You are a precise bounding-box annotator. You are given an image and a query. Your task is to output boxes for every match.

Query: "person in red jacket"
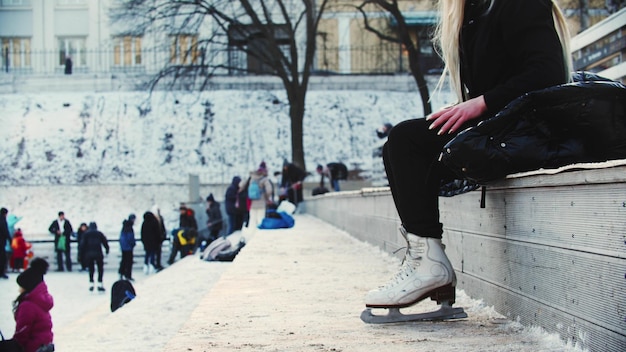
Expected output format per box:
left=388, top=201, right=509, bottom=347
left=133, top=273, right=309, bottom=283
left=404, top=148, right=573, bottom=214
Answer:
left=13, top=257, right=54, bottom=352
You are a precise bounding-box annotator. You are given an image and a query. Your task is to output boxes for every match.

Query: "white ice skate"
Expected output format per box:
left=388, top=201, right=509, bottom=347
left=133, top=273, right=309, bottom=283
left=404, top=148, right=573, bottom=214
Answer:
left=361, top=227, right=467, bottom=324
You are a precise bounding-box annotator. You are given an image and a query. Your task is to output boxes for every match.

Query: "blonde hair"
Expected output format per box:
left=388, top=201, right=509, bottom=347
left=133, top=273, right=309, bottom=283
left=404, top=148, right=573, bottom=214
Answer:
left=434, top=0, right=573, bottom=102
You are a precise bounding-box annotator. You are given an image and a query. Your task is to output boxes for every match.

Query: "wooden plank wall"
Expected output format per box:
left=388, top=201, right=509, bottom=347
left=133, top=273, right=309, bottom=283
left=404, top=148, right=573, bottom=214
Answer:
left=303, top=166, right=626, bottom=352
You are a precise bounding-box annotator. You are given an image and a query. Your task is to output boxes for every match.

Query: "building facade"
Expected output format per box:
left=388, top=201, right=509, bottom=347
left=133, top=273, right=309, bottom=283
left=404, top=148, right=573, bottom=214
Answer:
left=570, top=7, right=626, bottom=83
left=0, top=0, right=624, bottom=82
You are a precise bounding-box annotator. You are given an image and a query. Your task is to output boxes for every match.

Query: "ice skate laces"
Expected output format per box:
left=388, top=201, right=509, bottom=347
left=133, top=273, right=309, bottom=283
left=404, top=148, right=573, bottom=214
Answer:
left=380, top=237, right=425, bottom=289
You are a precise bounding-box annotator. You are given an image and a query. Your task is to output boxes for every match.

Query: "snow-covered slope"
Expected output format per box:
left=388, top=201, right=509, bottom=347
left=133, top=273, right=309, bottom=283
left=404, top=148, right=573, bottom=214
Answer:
left=0, top=89, right=450, bottom=185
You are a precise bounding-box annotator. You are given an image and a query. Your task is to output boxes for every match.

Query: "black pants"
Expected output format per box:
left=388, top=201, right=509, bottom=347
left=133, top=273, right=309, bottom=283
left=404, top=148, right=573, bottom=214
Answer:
left=155, top=244, right=163, bottom=268
left=119, top=250, right=133, bottom=279
left=86, top=256, right=104, bottom=283
left=286, top=187, right=303, bottom=205
left=383, top=118, right=461, bottom=239
left=0, top=246, right=6, bottom=275
left=56, top=248, right=72, bottom=271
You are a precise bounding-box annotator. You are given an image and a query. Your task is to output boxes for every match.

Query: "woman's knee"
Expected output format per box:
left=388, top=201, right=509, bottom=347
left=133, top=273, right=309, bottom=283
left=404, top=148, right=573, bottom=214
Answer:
left=387, top=118, right=429, bottom=144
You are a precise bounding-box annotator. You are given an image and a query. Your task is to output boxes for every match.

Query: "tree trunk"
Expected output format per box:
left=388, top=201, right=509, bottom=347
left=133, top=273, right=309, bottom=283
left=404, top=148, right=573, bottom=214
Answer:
left=288, top=87, right=306, bottom=171
left=408, top=55, right=432, bottom=116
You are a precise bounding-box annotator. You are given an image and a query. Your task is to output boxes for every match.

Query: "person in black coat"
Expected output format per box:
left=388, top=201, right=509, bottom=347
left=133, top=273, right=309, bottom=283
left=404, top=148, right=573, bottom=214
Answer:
left=365, top=0, right=572, bottom=312
left=79, top=222, right=109, bottom=291
left=205, top=194, right=223, bottom=243
left=224, top=176, right=244, bottom=235
left=141, top=211, right=161, bottom=274
left=0, top=208, right=9, bottom=279
left=279, top=162, right=307, bottom=206
left=75, top=222, right=88, bottom=271
left=48, top=211, right=74, bottom=272
left=178, top=205, right=198, bottom=231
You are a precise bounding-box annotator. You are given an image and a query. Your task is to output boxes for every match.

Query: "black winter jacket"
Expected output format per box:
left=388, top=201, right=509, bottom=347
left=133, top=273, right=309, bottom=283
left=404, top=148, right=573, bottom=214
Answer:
left=441, top=73, right=626, bottom=183
left=461, top=0, right=566, bottom=116
left=141, top=212, right=162, bottom=251
left=80, top=223, right=109, bottom=260
left=48, top=218, right=74, bottom=251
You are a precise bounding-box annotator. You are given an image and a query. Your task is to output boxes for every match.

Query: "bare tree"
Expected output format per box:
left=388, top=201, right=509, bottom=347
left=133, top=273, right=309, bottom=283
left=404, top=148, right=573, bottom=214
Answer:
left=111, top=0, right=330, bottom=170
left=355, top=0, right=436, bottom=115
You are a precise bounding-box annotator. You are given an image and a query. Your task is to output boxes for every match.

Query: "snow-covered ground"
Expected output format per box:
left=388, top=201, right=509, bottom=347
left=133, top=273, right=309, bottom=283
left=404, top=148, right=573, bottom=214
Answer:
left=0, top=214, right=587, bottom=351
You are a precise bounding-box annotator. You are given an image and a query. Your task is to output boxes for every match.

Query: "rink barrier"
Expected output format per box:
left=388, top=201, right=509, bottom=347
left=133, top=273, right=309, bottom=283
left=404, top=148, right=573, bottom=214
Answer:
left=303, top=163, right=626, bottom=352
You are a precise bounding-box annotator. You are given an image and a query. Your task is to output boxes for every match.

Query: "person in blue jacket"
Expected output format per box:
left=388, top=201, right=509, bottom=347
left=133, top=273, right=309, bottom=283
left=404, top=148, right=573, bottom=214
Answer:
left=118, top=214, right=136, bottom=281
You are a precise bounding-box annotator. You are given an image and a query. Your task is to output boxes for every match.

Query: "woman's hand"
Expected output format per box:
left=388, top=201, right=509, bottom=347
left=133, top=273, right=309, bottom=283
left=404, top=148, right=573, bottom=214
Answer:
left=426, top=95, right=487, bottom=135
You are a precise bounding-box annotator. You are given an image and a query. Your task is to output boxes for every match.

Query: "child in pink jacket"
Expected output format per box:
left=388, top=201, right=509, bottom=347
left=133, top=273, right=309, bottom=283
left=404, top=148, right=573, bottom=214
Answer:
left=13, top=258, right=54, bottom=352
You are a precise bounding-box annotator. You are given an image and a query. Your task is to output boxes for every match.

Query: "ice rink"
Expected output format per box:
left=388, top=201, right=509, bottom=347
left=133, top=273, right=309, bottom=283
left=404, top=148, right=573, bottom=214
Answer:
left=0, top=214, right=585, bottom=351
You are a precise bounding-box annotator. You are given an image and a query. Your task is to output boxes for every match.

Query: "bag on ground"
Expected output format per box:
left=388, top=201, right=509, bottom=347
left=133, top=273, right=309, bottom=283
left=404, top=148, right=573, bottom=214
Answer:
left=276, top=200, right=296, bottom=215
left=201, top=236, right=246, bottom=262
left=110, top=279, right=137, bottom=312
left=258, top=211, right=295, bottom=230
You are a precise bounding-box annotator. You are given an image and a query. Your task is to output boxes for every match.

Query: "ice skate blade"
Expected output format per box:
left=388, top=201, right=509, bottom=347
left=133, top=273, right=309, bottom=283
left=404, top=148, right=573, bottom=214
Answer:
left=360, top=303, right=468, bottom=324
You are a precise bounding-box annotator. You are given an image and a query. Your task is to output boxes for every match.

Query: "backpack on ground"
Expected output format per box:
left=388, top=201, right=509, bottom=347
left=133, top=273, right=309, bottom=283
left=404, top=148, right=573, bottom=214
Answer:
left=111, top=279, right=136, bottom=312
left=248, top=179, right=261, bottom=200
left=200, top=236, right=246, bottom=262
left=201, top=237, right=232, bottom=261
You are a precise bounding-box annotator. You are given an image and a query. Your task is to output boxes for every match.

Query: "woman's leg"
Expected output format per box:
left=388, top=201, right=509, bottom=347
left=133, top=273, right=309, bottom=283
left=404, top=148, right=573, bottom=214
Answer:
left=366, top=118, right=460, bottom=309
left=383, top=118, right=458, bottom=238
left=148, top=251, right=157, bottom=267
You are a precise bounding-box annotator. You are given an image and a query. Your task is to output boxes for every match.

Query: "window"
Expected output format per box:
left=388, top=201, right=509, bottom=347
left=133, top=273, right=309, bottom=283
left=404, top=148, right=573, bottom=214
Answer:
left=113, top=36, right=142, bottom=66
left=55, top=0, right=86, bottom=6
left=58, top=37, right=86, bottom=67
left=1, top=0, right=31, bottom=7
left=1, top=37, right=31, bottom=70
left=227, top=24, right=290, bottom=74
left=170, top=35, right=198, bottom=65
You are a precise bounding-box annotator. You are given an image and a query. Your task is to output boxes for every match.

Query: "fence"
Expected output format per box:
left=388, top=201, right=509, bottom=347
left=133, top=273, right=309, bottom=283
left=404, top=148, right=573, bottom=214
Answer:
left=1, top=44, right=442, bottom=77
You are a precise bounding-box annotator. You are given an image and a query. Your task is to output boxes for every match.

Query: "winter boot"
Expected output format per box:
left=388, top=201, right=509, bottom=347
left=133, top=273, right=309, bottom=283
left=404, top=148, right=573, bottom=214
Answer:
left=365, top=226, right=456, bottom=308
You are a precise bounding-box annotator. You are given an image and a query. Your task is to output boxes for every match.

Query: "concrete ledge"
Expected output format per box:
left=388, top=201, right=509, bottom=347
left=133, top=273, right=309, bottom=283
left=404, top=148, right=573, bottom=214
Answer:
left=304, top=165, right=626, bottom=352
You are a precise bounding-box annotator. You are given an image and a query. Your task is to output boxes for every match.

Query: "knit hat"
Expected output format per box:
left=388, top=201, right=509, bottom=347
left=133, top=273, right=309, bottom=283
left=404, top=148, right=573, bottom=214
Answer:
left=17, top=258, right=49, bottom=292
left=206, top=193, right=215, bottom=202
left=128, top=214, right=136, bottom=221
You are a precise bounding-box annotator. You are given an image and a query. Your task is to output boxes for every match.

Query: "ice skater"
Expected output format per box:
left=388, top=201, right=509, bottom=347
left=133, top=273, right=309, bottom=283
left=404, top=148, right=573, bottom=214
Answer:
left=79, top=222, right=110, bottom=292
left=363, top=0, right=572, bottom=323
left=13, top=258, right=55, bottom=352
left=118, top=214, right=136, bottom=281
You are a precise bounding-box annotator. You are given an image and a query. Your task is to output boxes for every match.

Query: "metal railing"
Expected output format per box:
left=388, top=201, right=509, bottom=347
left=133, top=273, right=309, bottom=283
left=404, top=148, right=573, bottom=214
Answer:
left=1, top=44, right=442, bottom=76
